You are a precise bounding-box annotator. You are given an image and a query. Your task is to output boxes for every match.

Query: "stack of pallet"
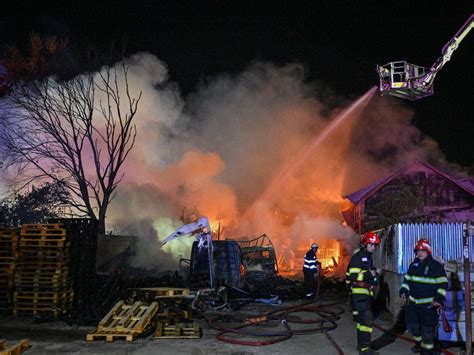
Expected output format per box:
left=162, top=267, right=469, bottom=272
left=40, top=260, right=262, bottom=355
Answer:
left=0, top=229, right=19, bottom=314
left=13, top=224, right=73, bottom=318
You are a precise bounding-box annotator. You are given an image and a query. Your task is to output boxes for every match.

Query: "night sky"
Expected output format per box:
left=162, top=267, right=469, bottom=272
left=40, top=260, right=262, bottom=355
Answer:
left=2, top=1, right=473, bottom=168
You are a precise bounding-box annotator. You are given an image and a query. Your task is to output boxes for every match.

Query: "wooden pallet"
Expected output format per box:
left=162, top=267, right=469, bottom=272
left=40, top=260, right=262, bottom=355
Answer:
left=155, top=322, right=201, bottom=339
left=19, top=254, right=69, bottom=262
left=15, top=268, right=68, bottom=275
left=20, top=223, right=66, bottom=235
left=16, top=262, right=69, bottom=270
left=0, top=229, right=19, bottom=240
left=13, top=290, right=74, bottom=306
left=19, top=240, right=69, bottom=248
left=0, top=263, right=16, bottom=274
left=97, top=301, right=159, bottom=333
left=13, top=305, right=68, bottom=317
left=19, top=248, right=69, bottom=255
left=86, top=330, right=137, bottom=342
left=0, top=252, right=18, bottom=259
left=87, top=301, right=159, bottom=342
left=0, top=339, right=30, bottom=355
left=14, top=280, right=71, bottom=292
left=0, top=241, right=18, bottom=248
left=15, top=268, right=68, bottom=276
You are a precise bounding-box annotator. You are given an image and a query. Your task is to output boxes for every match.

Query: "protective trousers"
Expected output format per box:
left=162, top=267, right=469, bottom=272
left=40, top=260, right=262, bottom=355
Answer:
left=406, top=303, right=438, bottom=354
left=351, top=294, right=374, bottom=353
left=303, top=269, right=316, bottom=297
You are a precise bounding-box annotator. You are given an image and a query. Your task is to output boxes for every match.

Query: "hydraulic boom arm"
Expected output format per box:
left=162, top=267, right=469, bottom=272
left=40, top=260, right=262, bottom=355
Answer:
left=377, top=14, right=474, bottom=100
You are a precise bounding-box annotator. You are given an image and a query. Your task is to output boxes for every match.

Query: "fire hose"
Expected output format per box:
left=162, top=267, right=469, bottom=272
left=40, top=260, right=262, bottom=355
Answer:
left=199, top=275, right=346, bottom=354
left=371, top=322, right=455, bottom=355
left=371, top=303, right=454, bottom=355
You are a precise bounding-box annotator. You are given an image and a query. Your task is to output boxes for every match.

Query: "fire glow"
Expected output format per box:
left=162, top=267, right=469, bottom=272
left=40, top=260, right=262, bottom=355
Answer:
left=104, top=55, right=443, bottom=271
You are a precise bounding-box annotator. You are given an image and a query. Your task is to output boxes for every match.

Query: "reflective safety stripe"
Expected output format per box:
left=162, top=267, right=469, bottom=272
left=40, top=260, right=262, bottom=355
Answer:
left=304, top=258, right=317, bottom=263
left=346, top=272, right=350, bottom=276
left=437, top=288, right=447, bottom=296
left=360, top=347, right=370, bottom=352
left=304, top=265, right=317, bottom=269
left=409, top=296, right=433, bottom=304
left=401, top=283, right=410, bottom=291
left=413, top=336, right=422, bottom=342
left=345, top=279, right=351, bottom=284
left=356, top=272, right=364, bottom=281
left=421, top=342, right=434, bottom=350
left=358, top=325, right=373, bottom=333
left=352, top=288, right=370, bottom=295
left=352, top=311, right=359, bottom=315
left=404, top=275, right=448, bottom=284
left=349, top=267, right=362, bottom=273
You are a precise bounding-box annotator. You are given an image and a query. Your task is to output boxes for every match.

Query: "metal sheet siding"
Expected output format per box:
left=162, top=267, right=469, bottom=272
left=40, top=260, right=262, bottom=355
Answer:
left=395, top=223, right=473, bottom=274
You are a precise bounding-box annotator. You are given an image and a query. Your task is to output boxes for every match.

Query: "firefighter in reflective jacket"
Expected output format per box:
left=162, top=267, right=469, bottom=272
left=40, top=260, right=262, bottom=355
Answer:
left=346, top=232, right=381, bottom=354
left=303, top=242, right=319, bottom=298
left=400, top=239, right=448, bottom=354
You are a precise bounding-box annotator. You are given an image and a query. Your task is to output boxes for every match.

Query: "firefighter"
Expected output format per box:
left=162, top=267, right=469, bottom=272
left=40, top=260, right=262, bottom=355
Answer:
left=399, top=239, right=448, bottom=354
left=303, top=242, right=319, bottom=298
left=346, top=232, right=381, bottom=354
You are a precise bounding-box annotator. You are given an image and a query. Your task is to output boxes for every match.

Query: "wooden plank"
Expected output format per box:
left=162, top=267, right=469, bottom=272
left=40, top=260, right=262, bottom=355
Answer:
left=131, top=302, right=159, bottom=333
left=115, top=301, right=141, bottom=332
left=0, top=339, right=30, bottom=355
left=97, top=300, right=124, bottom=332
left=86, top=330, right=136, bottom=342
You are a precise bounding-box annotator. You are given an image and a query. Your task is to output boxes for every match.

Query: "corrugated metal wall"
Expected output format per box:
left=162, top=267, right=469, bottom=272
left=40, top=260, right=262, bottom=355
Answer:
left=377, top=223, right=474, bottom=274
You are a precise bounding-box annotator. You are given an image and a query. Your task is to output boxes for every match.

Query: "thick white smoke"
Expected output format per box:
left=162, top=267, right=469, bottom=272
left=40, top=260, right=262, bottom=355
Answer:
left=102, top=52, right=467, bottom=269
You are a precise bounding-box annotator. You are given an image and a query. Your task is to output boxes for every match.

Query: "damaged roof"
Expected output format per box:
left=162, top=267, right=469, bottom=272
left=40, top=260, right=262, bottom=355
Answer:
left=344, top=161, right=474, bottom=204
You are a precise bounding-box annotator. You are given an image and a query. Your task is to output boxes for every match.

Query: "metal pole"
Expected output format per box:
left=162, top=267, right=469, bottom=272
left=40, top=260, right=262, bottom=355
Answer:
left=207, top=233, right=216, bottom=289
left=463, top=221, right=472, bottom=354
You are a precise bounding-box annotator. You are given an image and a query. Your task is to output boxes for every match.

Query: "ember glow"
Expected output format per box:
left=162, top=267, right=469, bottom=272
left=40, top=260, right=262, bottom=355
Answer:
left=99, top=53, right=455, bottom=270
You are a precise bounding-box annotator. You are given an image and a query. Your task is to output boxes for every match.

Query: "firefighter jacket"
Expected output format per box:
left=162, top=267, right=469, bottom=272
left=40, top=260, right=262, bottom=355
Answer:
left=399, top=254, right=448, bottom=304
left=303, top=249, right=318, bottom=272
left=346, top=247, right=378, bottom=296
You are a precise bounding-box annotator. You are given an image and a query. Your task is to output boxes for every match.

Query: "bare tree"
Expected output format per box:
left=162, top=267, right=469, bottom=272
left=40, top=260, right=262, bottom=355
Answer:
left=0, top=62, right=141, bottom=234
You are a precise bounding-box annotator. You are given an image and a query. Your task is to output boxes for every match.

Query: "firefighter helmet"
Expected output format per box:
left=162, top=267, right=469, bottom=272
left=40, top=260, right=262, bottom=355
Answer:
left=361, top=232, right=380, bottom=246
left=414, top=239, right=432, bottom=254
left=311, top=243, right=318, bottom=249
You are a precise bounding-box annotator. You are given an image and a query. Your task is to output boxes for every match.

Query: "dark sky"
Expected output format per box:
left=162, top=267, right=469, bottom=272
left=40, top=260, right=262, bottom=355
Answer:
left=2, top=1, right=473, bottom=168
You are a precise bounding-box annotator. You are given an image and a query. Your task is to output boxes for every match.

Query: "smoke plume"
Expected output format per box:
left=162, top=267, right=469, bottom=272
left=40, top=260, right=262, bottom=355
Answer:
left=101, top=52, right=464, bottom=269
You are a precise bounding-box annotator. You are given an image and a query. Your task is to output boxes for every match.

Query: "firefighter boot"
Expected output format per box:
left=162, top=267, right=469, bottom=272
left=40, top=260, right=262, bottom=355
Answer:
left=411, top=342, right=422, bottom=353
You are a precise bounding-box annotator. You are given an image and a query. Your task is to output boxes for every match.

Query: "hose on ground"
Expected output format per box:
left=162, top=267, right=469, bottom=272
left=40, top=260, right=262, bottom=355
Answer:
left=200, top=275, right=346, bottom=354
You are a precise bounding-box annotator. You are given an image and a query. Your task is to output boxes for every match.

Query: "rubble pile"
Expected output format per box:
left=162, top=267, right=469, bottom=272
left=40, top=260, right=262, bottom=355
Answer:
left=67, top=267, right=184, bottom=325
left=242, top=271, right=304, bottom=300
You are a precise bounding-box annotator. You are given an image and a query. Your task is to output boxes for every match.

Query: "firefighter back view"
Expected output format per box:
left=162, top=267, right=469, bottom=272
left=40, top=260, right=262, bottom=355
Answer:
left=346, top=232, right=381, bottom=354
left=399, top=239, right=448, bottom=354
left=303, top=242, right=319, bottom=299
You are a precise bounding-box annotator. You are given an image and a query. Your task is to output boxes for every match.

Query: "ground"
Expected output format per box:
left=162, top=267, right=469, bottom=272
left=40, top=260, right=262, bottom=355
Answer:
left=0, top=299, right=438, bottom=355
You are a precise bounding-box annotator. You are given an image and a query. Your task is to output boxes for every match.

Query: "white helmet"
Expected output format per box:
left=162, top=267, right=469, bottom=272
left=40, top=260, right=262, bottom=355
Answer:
left=311, top=243, right=318, bottom=249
